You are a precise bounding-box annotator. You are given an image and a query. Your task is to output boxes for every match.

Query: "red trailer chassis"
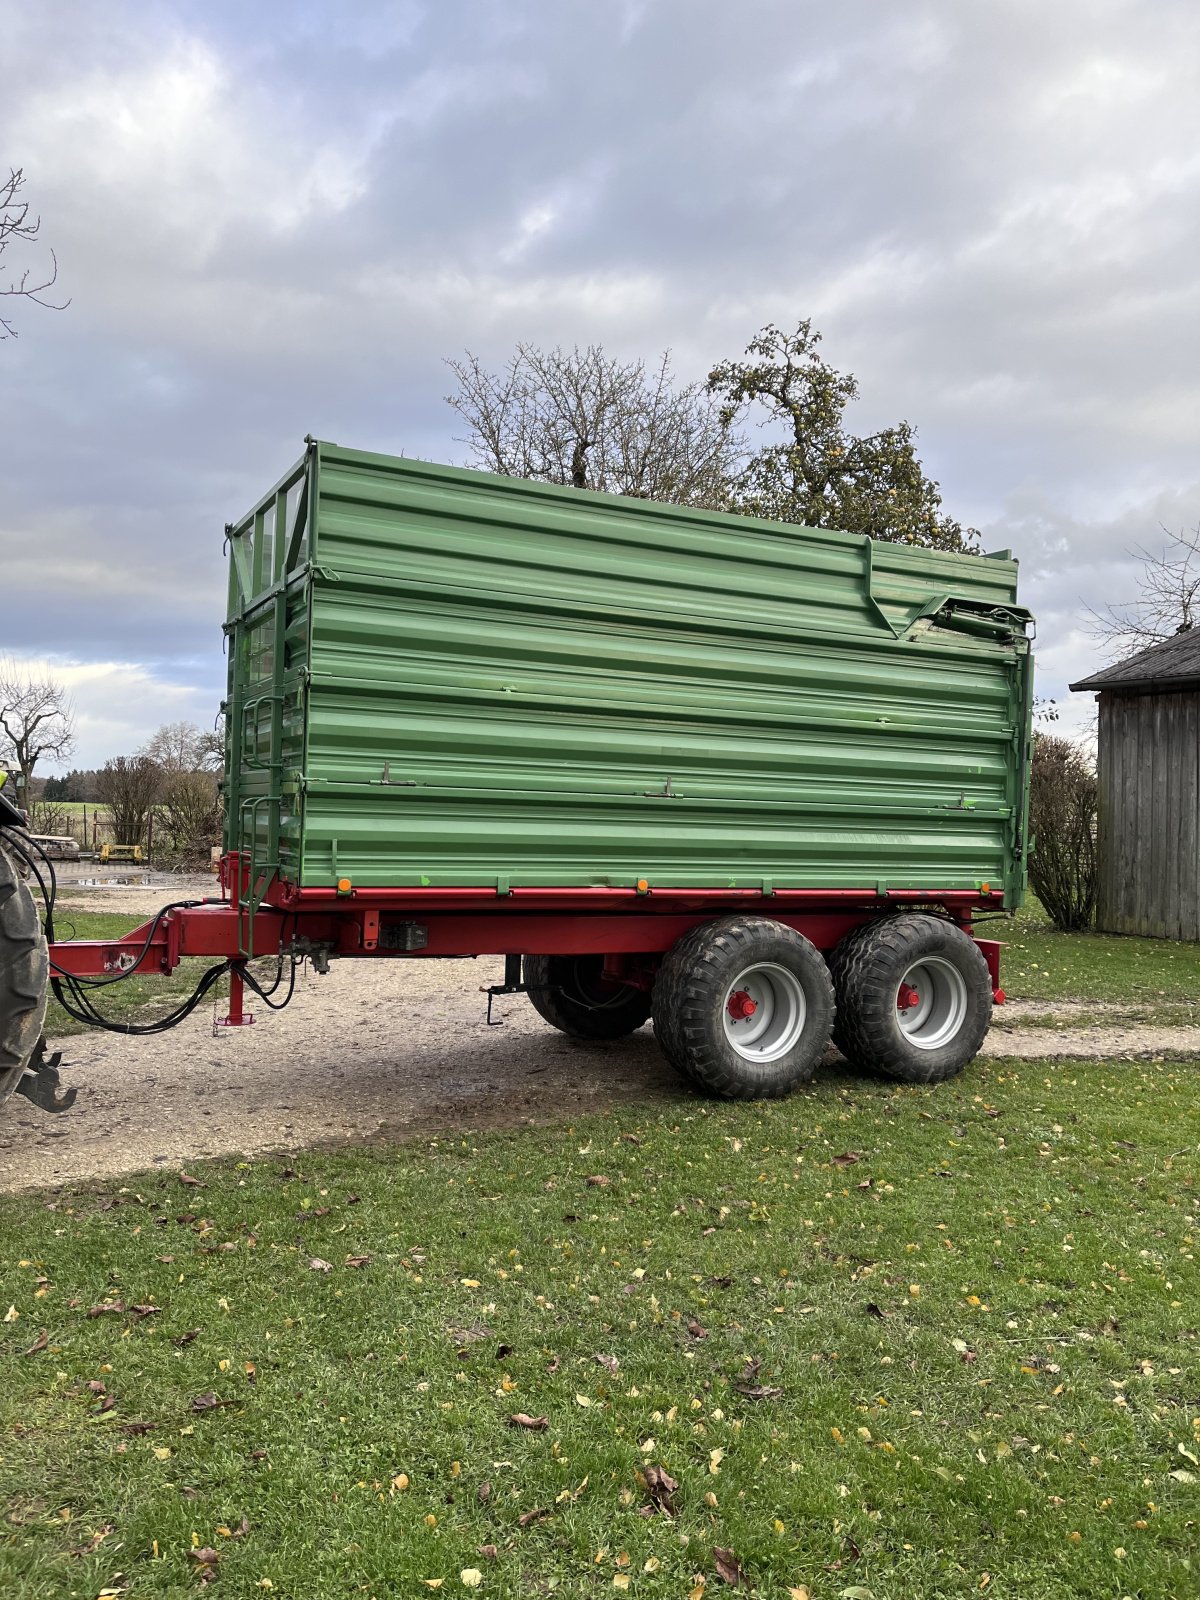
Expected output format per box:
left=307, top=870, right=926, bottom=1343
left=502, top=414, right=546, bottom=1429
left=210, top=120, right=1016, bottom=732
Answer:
left=47, top=853, right=1006, bottom=1027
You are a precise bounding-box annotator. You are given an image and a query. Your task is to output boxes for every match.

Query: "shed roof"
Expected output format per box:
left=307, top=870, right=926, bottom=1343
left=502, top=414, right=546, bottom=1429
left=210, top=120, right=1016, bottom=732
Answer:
left=1071, top=626, right=1200, bottom=694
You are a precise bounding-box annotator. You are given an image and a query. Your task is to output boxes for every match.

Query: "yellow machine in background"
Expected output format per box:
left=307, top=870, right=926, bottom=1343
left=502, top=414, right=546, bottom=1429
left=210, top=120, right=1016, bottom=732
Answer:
left=98, top=842, right=145, bottom=864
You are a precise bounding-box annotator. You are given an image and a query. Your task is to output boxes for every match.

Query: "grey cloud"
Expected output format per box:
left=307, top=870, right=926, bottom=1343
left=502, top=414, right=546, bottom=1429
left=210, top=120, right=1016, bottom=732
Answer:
left=2, top=0, right=1198, bottom=764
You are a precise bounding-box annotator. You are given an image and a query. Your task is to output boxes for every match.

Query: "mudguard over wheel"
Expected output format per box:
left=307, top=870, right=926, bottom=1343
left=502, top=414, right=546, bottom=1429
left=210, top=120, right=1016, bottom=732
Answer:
left=0, top=841, right=50, bottom=1108
left=830, top=913, right=992, bottom=1083
left=523, top=954, right=652, bottom=1040
left=652, top=916, right=834, bottom=1100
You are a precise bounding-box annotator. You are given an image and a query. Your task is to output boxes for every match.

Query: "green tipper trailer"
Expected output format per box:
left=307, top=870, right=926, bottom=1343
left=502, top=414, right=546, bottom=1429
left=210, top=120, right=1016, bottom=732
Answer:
left=6, top=438, right=1033, bottom=1113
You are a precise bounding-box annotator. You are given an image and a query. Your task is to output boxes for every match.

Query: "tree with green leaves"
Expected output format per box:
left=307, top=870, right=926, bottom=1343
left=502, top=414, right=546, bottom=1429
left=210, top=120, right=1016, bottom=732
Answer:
left=707, top=321, right=975, bottom=551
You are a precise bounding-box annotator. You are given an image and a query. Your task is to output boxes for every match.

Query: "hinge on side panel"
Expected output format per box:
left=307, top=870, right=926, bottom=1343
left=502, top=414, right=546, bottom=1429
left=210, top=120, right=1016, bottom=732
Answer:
left=643, top=777, right=677, bottom=798
left=380, top=761, right=416, bottom=786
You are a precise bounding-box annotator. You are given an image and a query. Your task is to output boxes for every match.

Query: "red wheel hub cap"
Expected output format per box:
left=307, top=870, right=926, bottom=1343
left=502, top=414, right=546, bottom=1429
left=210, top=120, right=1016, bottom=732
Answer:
left=727, top=989, right=758, bottom=1021
left=896, top=982, right=920, bottom=1012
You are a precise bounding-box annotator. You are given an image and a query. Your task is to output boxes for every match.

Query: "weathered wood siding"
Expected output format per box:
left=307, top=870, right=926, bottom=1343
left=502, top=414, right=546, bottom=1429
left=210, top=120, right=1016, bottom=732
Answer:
left=1096, top=689, right=1200, bottom=939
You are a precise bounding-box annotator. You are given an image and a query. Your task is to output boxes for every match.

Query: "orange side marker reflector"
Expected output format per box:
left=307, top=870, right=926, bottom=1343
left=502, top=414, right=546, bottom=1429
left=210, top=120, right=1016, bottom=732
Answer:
left=337, top=877, right=353, bottom=896
left=636, top=878, right=650, bottom=894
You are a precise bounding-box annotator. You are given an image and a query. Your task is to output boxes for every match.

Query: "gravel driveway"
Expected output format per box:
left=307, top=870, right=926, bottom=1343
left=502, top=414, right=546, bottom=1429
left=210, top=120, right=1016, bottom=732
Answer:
left=2, top=878, right=1196, bottom=1193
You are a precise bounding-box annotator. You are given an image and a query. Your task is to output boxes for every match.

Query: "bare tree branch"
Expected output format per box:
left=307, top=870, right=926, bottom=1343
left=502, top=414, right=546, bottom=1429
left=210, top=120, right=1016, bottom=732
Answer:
left=445, top=344, right=743, bottom=510
left=1087, top=522, right=1200, bottom=659
left=0, top=168, right=70, bottom=341
left=0, top=658, right=76, bottom=793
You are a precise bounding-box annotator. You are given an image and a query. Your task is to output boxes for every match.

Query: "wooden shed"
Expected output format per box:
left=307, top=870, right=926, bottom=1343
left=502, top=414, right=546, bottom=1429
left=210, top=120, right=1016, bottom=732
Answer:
left=1071, top=630, right=1200, bottom=939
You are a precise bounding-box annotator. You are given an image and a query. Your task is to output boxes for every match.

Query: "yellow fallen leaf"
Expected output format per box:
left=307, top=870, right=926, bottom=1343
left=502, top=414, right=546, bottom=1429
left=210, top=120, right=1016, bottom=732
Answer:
left=575, top=1393, right=594, bottom=1408
left=689, top=1582, right=707, bottom=1600
left=461, top=1571, right=483, bottom=1589
left=425, top=1514, right=438, bottom=1528
left=3, top=1305, right=18, bottom=1323
left=613, top=1578, right=630, bottom=1592
left=708, top=1448, right=724, bottom=1474
left=392, top=1474, right=410, bottom=1492
left=644, top=1556, right=661, bottom=1572
left=460, top=1279, right=481, bottom=1289
left=450, top=1461, right=461, bottom=1478
left=831, top=1427, right=844, bottom=1444
left=424, top=1583, right=444, bottom=1591
left=153, top=1447, right=171, bottom=1461
left=789, top=1588, right=811, bottom=1600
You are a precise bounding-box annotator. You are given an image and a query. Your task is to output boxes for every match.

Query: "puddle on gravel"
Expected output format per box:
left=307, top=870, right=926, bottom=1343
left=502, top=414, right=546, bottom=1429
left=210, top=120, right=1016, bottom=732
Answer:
left=74, top=875, right=152, bottom=887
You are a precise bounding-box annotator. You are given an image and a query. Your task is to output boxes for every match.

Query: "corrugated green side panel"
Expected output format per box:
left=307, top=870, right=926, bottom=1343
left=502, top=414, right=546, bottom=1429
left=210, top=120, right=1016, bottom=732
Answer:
left=225, top=442, right=1033, bottom=901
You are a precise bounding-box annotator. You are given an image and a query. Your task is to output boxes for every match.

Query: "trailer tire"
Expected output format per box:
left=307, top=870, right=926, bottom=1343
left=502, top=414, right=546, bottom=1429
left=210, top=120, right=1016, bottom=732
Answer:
left=0, top=841, right=49, bottom=1107
left=652, top=916, right=834, bottom=1100
left=522, top=954, right=652, bottom=1040
left=831, top=913, right=991, bottom=1083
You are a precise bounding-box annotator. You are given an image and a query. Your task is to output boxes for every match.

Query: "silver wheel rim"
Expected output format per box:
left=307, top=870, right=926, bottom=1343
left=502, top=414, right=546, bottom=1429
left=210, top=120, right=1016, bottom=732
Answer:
left=896, top=958, right=968, bottom=1050
left=722, top=962, right=807, bottom=1063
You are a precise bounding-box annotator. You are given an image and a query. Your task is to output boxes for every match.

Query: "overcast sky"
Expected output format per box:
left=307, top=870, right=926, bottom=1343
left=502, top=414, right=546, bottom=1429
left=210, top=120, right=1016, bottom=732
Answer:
left=3, top=0, right=1199, bottom=769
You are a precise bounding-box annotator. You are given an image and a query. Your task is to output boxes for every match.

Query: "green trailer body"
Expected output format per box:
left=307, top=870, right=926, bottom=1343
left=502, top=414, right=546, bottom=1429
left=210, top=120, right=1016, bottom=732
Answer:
left=223, top=440, right=1033, bottom=905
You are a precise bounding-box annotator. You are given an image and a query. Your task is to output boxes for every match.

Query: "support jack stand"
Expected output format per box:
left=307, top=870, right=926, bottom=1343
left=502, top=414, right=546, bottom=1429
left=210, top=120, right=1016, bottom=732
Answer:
left=482, top=954, right=525, bottom=1026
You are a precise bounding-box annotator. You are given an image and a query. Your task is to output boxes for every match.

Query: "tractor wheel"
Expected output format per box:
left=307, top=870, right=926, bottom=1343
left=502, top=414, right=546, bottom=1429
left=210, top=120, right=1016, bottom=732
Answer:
left=0, top=839, right=50, bottom=1108
left=830, top=913, right=992, bottom=1083
left=651, top=916, right=834, bottom=1100
left=523, top=954, right=653, bottom=1040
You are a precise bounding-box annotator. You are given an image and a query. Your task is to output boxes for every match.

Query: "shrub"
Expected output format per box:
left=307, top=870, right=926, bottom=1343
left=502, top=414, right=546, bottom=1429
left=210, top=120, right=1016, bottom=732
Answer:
left=1028, top=734, right=1097, bottom=931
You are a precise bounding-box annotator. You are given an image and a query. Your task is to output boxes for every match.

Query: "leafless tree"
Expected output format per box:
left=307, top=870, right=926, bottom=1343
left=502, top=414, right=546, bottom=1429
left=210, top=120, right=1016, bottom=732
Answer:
left=141, top=719, right=224, bottom=774
left=156, top=768, right=222, bottom=864
left=1088, top=523, right=1200, bottom=658
left=0, top=659, right=76, bottom=796
left=1, top=168, right=68, bottom=341
left=97, top=756, right=160, bottom=848
left=445, top=344, right=743, bottom=509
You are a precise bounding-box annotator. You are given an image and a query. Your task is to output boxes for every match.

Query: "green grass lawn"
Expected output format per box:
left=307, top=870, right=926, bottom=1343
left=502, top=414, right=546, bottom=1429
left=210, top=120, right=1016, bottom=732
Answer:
left=2, top=1057, right=1198, bottom=1599
left=990, top=899, right=1200, bottom=1018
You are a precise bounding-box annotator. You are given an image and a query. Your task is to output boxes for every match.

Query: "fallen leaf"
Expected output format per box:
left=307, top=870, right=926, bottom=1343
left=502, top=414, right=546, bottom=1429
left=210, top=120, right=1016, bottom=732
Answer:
left=1169, top=1469, right=1196, bottom=1483
left=190, top=1392, right=235, bottom=1413
left=477, top=1481, right=492, bottom=1503
left=509, top=1413, right=549, bottom=1430
left=839, top=1589, right=874, bottom=1600
left=87, top=1301, right=125, bottom=1318
left=708, top=1448, right=725, bottom=1474
left=575, top=1393, right=594, bottom=1407
left=518, top=1506, right=551, bottom=1527
left=479, top=1544, right=498, bottom=1560
left=789, top=1589, right=812, bottom=1600
left=174, top=1329, right=200, bottom=1348
left=713, top=1546, right=743, bottom=1586
left=832, top=1152, right=861, bottom=1167
left=594, top=1353, right=620, bottom=1373
left=122, top=1421, right=155, bottom=1436
left=613, top=1577, right=630, bottom=1592
left=21, top=1329, right=49, bottom=1356
left=308, top=1257, right=333, bottom=1273
left=460, top=1570, right=483, bottom=1589
left=129, top=1304, right=160, bottom=1319
left=687, top=1319, right=708, bottom=1340
left=179, top=1172, right=206, bottom=1188
left=188, top=1548, right=221, bottom=1565
left=643, top=1463, right=679, bottom=1514
left=733, top=1383, right=783, bottom=1401
left=865, top=1304, right=886, bottom=1320
left=586, top=1175, right=611, bottom=1188
left=345, top=1255, right=372, bottom=1268
left=3, top=1304, right=19, bottom=1323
